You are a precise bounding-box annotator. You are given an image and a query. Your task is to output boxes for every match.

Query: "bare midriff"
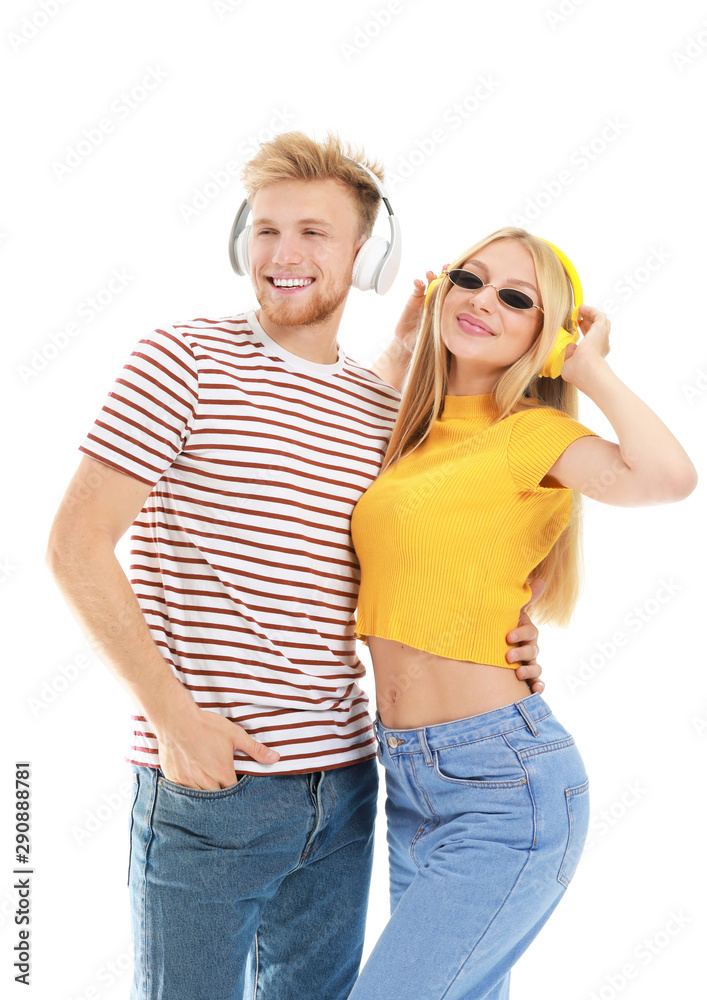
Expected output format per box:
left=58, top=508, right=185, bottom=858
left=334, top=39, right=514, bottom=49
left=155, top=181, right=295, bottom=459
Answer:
left=367, top=635, right=533, bottom=730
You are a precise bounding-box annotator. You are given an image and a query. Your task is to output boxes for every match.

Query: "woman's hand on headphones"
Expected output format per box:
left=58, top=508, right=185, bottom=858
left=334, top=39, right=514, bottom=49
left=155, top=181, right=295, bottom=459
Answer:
left=560, top=304, right=611, bottom=386
left=394, top=270, right=441, bottom=356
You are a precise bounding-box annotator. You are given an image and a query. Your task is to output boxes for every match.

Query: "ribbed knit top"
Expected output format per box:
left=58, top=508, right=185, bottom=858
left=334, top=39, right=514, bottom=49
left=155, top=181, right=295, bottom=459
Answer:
left=351, top=393, right=597, bottom=668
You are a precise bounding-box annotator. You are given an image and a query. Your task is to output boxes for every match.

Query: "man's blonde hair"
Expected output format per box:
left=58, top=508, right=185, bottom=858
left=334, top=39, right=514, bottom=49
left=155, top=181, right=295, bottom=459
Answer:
left=241, top=131, right=384, bottom=238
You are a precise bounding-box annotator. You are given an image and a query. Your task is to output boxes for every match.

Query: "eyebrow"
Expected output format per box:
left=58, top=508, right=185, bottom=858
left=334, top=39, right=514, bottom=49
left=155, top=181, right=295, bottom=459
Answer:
left=464, top=259, right=539, bottom=295
left=252, top=217, right=333, bottom=227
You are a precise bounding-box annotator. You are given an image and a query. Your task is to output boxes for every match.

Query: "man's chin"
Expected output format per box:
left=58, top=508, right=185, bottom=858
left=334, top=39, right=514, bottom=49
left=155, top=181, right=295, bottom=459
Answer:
left=258, top=288, right=348, bottom=330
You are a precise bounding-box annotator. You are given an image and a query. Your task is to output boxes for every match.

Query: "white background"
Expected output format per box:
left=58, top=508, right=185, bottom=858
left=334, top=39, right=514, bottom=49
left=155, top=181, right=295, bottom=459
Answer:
left=2, top=1, right=706, bottom=998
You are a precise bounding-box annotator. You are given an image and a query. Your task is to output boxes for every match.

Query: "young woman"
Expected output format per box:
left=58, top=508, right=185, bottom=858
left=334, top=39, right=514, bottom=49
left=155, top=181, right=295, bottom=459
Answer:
left=347, top=227, right=697, bottom=1000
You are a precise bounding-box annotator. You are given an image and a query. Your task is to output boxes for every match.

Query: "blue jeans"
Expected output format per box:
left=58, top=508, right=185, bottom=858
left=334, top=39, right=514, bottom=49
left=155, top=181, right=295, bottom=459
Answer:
left=348, top=694, right=590, bottom=1000
left=127, top=756, right=378, bottom=1000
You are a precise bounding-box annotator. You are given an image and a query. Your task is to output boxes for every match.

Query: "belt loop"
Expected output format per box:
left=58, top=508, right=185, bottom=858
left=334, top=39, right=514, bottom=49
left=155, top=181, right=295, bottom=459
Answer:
left=418, top=728, right=433, bottom=767
left=372, top=716, right=381, bottom=742
left=516, top=698, right=540, bottom=737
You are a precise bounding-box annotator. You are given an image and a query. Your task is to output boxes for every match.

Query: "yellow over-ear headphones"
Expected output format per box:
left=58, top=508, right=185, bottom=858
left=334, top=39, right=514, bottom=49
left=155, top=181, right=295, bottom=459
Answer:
left=423, top=239, right=583, bottom=379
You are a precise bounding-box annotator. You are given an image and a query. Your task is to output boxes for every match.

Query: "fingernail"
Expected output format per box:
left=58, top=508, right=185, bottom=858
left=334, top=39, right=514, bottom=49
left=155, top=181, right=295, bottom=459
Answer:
left=508, top=632, right=518, bottom=642
left=265, top=749, right=279, bottom=761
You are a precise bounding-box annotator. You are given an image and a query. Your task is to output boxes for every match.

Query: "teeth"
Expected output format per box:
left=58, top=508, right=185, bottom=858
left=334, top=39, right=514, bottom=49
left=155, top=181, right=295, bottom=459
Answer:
left=272, top=278, right=313, bottom=287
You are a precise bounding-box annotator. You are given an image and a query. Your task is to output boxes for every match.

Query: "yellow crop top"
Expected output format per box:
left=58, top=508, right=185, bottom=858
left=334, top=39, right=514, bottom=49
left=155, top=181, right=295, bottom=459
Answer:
left=351, top=393, right=598, bottom=668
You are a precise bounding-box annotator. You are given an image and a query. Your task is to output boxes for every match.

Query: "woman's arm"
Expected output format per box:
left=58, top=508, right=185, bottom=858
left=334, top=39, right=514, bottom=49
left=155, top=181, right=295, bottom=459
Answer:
left=544, top=306, right=698, bottom=506
left=370, top=271, right=437, bottom=390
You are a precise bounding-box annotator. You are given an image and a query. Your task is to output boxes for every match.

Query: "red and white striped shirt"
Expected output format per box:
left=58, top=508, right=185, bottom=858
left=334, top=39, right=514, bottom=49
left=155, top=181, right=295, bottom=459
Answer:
left=79, top=311, right=400, bottom=775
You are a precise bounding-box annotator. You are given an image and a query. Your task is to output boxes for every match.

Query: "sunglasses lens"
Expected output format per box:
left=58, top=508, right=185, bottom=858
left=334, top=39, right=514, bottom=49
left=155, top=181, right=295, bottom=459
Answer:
left=448, top=269, right=484, bottom=291
left=498, top=288, right=535, bottom=310
left=447, top=270, right=539, bottom=310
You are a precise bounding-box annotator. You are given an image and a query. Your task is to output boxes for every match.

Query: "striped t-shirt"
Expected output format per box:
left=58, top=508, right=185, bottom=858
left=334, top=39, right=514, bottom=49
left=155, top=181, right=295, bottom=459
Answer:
left=79, top=310, right=400, bottom=775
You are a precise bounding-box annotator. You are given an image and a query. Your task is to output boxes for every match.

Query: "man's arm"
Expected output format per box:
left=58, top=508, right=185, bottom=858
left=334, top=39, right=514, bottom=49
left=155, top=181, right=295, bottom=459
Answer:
left=45, top=455, right=279, bottom=789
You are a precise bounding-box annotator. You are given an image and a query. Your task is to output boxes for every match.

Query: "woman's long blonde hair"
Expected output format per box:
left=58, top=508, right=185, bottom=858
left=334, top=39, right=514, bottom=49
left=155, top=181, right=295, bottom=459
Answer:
left=383, top=227, right=584, bottom=627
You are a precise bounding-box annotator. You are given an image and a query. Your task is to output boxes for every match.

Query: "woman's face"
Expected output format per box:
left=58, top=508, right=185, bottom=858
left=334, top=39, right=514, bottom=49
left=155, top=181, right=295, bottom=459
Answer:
left=440, top=238, right=543, bottom=393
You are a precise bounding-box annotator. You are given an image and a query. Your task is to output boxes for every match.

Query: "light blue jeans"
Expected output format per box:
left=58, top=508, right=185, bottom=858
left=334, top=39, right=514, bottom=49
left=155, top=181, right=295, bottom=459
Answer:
left=127, top=756, right=378, bottom=1000
left=348, top=694, right=590, bottom=1000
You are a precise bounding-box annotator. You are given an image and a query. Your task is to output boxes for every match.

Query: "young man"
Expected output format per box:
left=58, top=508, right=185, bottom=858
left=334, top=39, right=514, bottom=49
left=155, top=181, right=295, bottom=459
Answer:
left=46, top=132, right=543, bottom=1000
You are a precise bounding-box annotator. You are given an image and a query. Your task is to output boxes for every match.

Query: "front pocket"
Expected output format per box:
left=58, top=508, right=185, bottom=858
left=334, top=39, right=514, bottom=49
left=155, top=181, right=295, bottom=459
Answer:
left=433, top=735, right=528, bottom=789
left=558, top=779, right=590, bottom=887
left=157, top=770, right=253, bottom=799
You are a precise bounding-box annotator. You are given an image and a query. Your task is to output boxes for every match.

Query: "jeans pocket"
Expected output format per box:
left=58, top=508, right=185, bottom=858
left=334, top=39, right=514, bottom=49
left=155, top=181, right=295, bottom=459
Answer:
left=157, top=769, right=252, bottom=798
left=433, top=735, right=528, bottom=789
left=558, top=778, right=590, bottom=887
left=127, top=771, right=140, bottom=887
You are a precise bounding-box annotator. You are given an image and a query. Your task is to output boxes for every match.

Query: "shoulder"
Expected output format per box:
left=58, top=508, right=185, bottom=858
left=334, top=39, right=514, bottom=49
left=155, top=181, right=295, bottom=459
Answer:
left=508, top=402, right=575, bottom=423
left=168, top=312, right=254, bottom=352
left=340, top=354, right=402, bottom=406
left=507, top=403, right=590, bottom=438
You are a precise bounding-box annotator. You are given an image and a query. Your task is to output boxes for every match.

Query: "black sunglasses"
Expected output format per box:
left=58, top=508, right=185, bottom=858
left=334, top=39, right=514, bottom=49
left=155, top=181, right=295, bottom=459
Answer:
left=443, top=269, right=543, bottom=313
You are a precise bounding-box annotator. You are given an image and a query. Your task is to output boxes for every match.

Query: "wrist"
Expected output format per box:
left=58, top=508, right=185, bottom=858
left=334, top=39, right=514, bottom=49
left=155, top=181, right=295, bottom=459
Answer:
left=391, top=336, right=413, bottom=360
left=140, top=674, right=200, bottom=740
left=566, top=354, right=613, bottom=395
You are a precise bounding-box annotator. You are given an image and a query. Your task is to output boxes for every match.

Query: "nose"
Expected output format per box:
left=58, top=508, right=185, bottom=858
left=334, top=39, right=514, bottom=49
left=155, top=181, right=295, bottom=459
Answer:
left=467, top=283, right=497, bottom=312
left=272, top=235, right=303, bottom=266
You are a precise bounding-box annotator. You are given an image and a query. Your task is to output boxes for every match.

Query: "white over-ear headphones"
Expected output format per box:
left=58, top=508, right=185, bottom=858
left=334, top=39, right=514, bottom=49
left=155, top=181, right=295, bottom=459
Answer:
left=228, top=159, right=401, bottom=295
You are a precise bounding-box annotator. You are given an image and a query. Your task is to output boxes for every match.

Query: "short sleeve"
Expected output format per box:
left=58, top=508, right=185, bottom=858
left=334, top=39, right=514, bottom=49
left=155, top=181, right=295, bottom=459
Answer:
left=78, top=326, right=199, bottom=487
left=507, top=406, right=598, bottom=492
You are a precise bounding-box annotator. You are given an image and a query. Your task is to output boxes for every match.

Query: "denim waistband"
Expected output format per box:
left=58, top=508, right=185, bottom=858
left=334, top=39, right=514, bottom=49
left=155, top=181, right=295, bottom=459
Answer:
left=372, top=693, right=553, bottom=752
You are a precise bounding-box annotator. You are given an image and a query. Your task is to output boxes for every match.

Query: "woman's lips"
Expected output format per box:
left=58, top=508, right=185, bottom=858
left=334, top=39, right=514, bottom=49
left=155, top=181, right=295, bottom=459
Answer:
left=456, top=314, right=495, bottom=337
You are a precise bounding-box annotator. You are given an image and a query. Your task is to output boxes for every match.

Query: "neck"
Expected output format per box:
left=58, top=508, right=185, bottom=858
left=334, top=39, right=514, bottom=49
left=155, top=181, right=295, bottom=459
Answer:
left=255, top=300, right=347, bottom=365
left=446, top=358, right=499, bottom=396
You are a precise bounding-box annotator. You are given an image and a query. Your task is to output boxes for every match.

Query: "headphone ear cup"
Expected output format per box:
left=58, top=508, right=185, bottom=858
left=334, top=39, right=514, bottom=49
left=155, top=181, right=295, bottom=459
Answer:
left=351, top=236, right=388, bottom=291
left=424, top=275, right=444, bottom=308
left=540, top=326, right=579, bottom=379
left=235, top=225, right=251, bottom=276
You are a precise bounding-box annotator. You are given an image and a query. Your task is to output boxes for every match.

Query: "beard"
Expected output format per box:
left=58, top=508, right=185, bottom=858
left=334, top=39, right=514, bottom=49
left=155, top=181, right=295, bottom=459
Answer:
left=254, top=272, right=352, bottom=329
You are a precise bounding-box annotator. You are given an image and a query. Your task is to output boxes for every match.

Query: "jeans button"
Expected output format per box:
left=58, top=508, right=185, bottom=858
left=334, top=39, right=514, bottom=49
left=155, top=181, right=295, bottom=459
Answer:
left=387, top=735, right=404, bottom=748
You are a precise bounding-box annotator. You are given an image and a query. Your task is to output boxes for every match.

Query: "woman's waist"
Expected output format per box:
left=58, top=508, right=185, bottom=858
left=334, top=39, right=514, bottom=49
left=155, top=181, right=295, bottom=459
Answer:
left=367, top=635, right=533, bottom=729
left=372, top=691, right=558, bottom=749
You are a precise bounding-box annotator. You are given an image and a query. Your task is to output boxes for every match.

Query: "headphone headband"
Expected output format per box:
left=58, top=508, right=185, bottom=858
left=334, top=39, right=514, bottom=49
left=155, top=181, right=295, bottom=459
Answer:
left=538, top=237, right=583, bottom=329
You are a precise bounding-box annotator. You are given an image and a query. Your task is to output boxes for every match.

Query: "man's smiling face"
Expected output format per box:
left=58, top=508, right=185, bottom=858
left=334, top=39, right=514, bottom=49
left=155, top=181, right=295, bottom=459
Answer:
left=249, top=178, right=364, bottom=330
